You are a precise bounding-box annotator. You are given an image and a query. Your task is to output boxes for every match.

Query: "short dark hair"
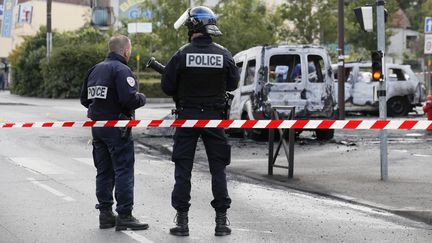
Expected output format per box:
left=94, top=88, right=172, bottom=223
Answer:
left=108, top=35, right=131, bottom=55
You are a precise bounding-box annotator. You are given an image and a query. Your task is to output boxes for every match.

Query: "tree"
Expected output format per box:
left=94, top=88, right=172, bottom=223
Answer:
left=140, top=0, right=278, bottom=58
left=214, top=0, right=280, bottom=54
left=420, top=0, right=432, bottom=31
left=344, top=0, right=398, bottom=60
left=140, top=0, right=204, bottom=63
left=276, top=0, right=337, bottom=45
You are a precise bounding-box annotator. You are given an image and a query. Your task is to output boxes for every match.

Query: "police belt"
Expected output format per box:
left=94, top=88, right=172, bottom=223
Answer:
left=178, top=102, right=225, bottom=111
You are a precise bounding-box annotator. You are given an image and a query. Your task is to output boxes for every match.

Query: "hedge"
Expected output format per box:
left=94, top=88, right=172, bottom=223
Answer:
left=9, top=27, right=170, bottom=98
left=41, top=44, right=106, bottom=98
left=139, top=81, right=169, bottom=98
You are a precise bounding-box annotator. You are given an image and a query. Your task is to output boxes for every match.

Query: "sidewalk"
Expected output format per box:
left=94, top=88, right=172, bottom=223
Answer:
left=138, top=128, right=432, bottom=225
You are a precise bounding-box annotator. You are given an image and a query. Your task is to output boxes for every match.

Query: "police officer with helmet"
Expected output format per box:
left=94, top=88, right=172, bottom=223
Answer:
left=80, top=35, right=149, bottom=231
left=161, top=6, right=239, bottom=237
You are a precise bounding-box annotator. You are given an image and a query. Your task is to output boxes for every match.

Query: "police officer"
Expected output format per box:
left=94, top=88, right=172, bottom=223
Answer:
left=80, top=35, right=148, bottom=231
left=161, top=6, right=239, bottom=237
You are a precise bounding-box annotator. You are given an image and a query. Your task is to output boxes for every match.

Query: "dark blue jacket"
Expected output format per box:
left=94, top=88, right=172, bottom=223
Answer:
left=80, top=52, right=146, bottom=120
left=161, top=36, right=239, bottom=101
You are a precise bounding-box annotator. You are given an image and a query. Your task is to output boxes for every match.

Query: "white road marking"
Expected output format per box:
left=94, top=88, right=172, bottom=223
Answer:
left=73, top=158, right=147, bottom=175
left=121, top=231, right=154, bottom=243
left=405, top=133, right=424, bottom=137
left=412, top=154, right=432, bottom=158
left=392, top=149, right=408, bottom=153
left=25, top=168, right=38, bottom=174
left=27, top=178, right=75, bottom=202
left=10, top=157, right=72, bottom=175
left=63, top=196, right=75, bottom=202
left=231, top=227, right=274, bottom=234
left=74, top=158, right=94, bottom=167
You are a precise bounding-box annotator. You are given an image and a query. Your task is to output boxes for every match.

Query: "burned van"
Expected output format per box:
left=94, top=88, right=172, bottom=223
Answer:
left=229, top=45, right=336, bottom=140
left=333, top=62, right=426, bottom=116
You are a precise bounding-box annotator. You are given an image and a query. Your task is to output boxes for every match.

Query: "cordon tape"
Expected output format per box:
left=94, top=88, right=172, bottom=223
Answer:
left=1, top=120, right=432, bottom=130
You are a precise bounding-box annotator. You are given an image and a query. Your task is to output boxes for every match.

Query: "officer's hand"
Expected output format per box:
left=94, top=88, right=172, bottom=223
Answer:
left=138, top=93, right=147, bottom=106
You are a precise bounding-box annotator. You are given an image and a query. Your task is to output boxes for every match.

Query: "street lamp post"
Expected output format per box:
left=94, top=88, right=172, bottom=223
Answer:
left=46, top=0, right=52, bottom=57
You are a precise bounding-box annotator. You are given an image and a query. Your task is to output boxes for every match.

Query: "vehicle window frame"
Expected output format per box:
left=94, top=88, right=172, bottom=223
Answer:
left=235, top=61, right=244, bottom=83
left=243, top=58, right=257, bottom=87
left=267, top=54, right=302, bottom=83
left=387, top=68, right=408, bottom=82
left=306, top=54, right=325, bottom=83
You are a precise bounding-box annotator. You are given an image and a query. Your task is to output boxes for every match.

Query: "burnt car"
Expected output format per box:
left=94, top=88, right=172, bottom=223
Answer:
left=333, top=62, right=426, bottom=116
left=229, top=45, right=336, bottom=140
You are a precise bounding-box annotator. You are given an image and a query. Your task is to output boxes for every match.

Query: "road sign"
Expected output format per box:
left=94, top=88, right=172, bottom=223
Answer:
left=1, top=0, right=15, bottom=37
left=425, top=34, right=432, bottom=54
left=127, top=22, right=152, bottom=34
left=426, top=17, right=432, bottom=34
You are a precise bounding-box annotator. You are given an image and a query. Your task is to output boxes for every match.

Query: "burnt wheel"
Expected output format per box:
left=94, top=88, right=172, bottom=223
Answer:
left=315, top=129, right=334, bottom=141
left=387, top=97, right=409, bottom=117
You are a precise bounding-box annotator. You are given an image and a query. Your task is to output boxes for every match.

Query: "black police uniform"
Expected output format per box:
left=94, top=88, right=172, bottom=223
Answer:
left=161, top=35, right=239, bottom=213
left=80, top=52, right=146, bottom=215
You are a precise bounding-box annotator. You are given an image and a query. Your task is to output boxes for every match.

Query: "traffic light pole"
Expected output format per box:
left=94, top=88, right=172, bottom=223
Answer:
left=377, top=0, right=388, bottom=181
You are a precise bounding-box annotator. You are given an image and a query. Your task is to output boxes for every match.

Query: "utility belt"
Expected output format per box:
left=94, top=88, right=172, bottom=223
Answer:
left=172, top=102, right=225, bottom=115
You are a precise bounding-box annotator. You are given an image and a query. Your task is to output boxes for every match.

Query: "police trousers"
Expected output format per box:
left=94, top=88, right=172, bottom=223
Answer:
left=171, top=108, right=232, bottom=213
left=91, top=127, right=135, bottom=214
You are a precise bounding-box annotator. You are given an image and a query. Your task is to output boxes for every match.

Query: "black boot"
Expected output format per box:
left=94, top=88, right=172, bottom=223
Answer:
left=115, top=213, right=149, bottom=231
left=215, top=211, right=231, bottom=236
left=169, top=211, right=189, bottom=236
left=99, top=209, right=116, bottom=229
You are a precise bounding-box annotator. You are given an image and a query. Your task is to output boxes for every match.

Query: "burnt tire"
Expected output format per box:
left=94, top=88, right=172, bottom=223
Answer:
left=315, top=129, right=334, bottom=141
left=241, top=112, right=265, bottom=140
left=387, top=97, right=410, bottom=117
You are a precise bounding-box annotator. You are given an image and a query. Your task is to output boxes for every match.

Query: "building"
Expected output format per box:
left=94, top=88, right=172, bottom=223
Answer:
left=0, top=0, right=91, bottom=58
left=387, top=9, right=420, bottom=65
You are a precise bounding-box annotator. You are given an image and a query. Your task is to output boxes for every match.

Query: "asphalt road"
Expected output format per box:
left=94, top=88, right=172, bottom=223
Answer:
left=0, top=92, right=431, bottom=242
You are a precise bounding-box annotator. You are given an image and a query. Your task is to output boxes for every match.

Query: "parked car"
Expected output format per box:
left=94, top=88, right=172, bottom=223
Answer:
left=333, top=62, right=426, bottom=116
left=229, top=45, right=336, bottom=140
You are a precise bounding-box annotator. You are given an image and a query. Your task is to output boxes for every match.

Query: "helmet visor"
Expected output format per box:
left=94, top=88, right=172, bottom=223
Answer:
left=174, top=9, right=190, bottom=30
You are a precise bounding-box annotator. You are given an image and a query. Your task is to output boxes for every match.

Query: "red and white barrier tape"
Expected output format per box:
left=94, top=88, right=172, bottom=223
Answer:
left=1, top=120, right=432, bottom=130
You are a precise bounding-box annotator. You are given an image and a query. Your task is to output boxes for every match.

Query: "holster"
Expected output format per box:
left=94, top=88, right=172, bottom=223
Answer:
left=119, top=113, right=133, bottom=140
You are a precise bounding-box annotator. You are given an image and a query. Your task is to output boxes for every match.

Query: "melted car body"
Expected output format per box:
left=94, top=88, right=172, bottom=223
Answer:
left=229, top=45, right=336, bottom=139
left=333, top=62, right=426, bottom=116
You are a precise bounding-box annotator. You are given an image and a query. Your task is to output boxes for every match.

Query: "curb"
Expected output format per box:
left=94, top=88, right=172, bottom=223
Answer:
left=239, top=172, right=432, bottom=226
left=146, top=98, right=173, bottom=104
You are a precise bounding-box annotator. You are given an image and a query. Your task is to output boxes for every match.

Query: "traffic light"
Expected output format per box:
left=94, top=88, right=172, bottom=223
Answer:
left=371, top=51, right=383, bottom=81
left=354, top=6, right=373, bottom=32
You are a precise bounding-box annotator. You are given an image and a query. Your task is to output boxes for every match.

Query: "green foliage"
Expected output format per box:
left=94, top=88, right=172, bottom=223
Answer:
left=9, top=27, right=48, bottom=96
left=214, top=0, right=280, bottom=54
left=9, top=26, right=110, bottom=98
left=140, top=0, right=277, bottom=58
left=399, top=0, right=426, bottom=31
left=277, top=0, right=337, bottom=45
left=139, top=81, right=168, bottom=98
left=420, top=0, right=432, bottom=31
left=345, top=0, right=398, bottom=54
left=140, top=0, right=205, bottom=63
left=41, top=44, right=106, bottom=98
